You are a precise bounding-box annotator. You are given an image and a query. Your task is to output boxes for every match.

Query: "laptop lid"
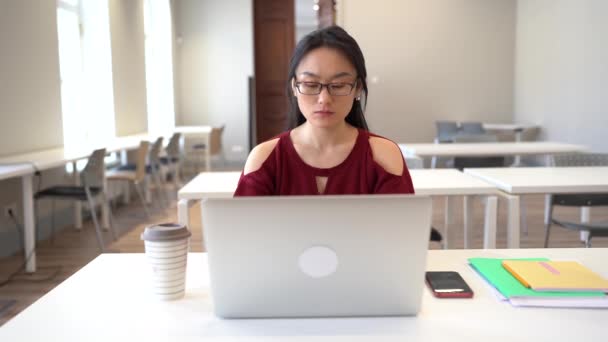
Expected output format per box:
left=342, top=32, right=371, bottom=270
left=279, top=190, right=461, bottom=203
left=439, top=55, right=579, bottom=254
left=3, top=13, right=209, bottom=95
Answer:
left=202, top=195, right=432, bottom=318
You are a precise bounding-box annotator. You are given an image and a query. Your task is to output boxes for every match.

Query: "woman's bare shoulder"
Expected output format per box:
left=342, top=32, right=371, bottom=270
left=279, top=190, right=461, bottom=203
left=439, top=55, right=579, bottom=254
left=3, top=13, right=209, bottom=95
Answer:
left=368, top=136, right=404, bottom=176
left=243, top=138, right=280, bottom=175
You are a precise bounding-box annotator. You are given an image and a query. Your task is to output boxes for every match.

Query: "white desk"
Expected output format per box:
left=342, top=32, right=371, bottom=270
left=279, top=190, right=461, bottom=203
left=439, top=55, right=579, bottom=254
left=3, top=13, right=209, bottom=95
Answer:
left=0, top=164, right=34, bottom=181
left=178, top=170, right=499, bottom=248
left=464, top=167, right=608, bottom=248
left=0, top=149, right=97, bottom=273
left=1, top=249, right=606, bottom=341
left=399, top=141, right=586, bottom=168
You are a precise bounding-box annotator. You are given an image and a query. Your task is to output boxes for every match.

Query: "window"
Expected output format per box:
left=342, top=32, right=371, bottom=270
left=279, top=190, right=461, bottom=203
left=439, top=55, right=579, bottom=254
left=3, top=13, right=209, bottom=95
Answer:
left=143, top=0, right=176, bottom=136
left=57, top=0, right=116, bottom=172
left=56, top=0, right=115, bottom=155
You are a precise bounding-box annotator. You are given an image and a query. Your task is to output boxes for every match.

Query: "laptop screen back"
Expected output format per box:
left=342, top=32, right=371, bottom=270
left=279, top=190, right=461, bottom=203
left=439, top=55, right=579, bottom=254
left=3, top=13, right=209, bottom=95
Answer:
left=202, top=195, right=432, bottom=318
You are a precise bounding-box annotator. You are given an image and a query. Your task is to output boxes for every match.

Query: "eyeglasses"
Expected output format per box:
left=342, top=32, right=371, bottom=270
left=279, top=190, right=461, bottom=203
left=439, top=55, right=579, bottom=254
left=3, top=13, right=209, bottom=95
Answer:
left=294, top=80, right=357, bottom=96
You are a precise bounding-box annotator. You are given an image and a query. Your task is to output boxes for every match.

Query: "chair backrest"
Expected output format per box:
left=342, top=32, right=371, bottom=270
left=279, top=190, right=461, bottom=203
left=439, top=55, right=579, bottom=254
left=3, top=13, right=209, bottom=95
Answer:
left=148, top=137, right=164, bottom=166
left=460, top=121, right=485, bottom=135
left=135, top=141, right=150, bottom=181
left=552, top=153, right=608, bottom=167
left=452, top=133, right=498, bottom=143
left=166, top=132, right=182, bottom=159
left=435, top=121, right=459, bottom=143
left=209, top=125, right=225, bottom=155
left=81, top=148, right=107, bottom=189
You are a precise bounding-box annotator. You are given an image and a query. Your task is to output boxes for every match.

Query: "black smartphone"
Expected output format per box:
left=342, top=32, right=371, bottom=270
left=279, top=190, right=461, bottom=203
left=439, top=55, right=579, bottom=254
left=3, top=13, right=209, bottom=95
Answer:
left=425, top=271, right=474, bottom=298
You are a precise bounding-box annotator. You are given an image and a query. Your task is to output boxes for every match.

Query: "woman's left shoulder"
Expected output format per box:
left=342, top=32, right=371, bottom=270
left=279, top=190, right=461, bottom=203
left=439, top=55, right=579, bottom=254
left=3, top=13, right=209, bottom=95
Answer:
left=367, top=133, right=404, bottom=176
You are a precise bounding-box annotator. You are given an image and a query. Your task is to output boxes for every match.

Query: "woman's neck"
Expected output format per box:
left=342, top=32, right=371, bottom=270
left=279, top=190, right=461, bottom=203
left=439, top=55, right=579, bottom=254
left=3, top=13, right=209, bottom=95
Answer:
left=295, top=122, right=357, bottom=151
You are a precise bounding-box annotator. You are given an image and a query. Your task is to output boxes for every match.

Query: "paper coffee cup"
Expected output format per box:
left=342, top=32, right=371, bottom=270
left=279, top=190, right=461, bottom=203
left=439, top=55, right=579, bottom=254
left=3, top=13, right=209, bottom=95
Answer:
left=141, top=223, right=192, bottom=300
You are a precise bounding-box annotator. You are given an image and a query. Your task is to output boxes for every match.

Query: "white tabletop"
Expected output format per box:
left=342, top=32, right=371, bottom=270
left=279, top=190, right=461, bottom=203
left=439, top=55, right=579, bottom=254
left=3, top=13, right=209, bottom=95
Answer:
left=0, top=147, right=93, bottom=171
left=410, top=169, right=497, bottom=196
left=0, top=164, right=34, bottom=181
left=174, top=125, right=212, bottom=134
left=464, top=167, right=608, bottom=194
left=1, top=249, right=606, bottom=341
left=177, top=170, right=498, bottom=199
left=178, top=171, right=242, bottom=199
left=399, top=141, right=586, bottom=158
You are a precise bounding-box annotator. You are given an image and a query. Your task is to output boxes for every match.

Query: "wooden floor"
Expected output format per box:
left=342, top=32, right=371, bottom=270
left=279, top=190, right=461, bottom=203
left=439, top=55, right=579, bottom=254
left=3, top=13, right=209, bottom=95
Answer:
left=0, top=180, right=607, bottom=326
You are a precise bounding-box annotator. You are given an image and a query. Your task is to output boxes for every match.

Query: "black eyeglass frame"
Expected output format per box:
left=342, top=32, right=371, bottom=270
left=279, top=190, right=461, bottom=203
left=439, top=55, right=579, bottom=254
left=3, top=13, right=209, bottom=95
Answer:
left=294, top=80, right=358, bottom=96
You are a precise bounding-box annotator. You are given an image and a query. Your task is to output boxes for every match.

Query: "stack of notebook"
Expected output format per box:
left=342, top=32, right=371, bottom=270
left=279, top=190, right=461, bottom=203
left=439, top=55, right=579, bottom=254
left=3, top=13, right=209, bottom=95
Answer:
left=469, top=258, right=608, bottom=308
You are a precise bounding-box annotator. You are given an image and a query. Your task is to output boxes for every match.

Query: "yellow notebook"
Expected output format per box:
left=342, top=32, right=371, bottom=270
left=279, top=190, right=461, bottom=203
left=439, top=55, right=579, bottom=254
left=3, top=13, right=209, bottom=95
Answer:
left=502, top=260, right=608, bottom=292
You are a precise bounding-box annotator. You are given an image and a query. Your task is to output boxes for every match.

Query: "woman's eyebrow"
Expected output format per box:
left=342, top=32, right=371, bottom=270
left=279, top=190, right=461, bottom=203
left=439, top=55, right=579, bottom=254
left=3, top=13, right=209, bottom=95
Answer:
left=331, top=72, right=354, bottom=79
left=299, top=71, right=319, bottom=78
left=298, top=71, right=355, bottom=80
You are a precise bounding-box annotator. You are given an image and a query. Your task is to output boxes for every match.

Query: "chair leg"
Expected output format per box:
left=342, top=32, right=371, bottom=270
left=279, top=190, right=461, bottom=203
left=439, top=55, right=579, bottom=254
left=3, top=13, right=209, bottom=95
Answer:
left=85, top=189, right=105, bottom=252
left=35, top=200, right=41, bottom=242
left=155, top=171, right=168, bottom=207
left=543, top=201, right=554, bottom=248
left=102, top=191, right=118, bottom=241
left=173, top=162, right=181, bottom=189
left=134, top=182, right=151, bottom=218
left=585, top=233, right=592, bottom=248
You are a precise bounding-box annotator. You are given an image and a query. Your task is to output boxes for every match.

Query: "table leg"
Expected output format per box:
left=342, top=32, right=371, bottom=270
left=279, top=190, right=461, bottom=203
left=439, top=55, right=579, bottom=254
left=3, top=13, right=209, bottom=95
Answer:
left=73, top=161, right=82, bottom=230
left=178, top=199, right=190, bottom=228
left=483, top=196, right=497, bottom=249
left=580, top=207, right=591, bottom=242
left=22, top=174, right=36, bottom=273
left=443, top=196, right=457, bottom=249
left=512, top=130, right=523, bottom=166
left=463, top=195, right=473, bottom=249
left=505, top=193, right=521, bottom=248
left=520, top=196, right=528, bottom=236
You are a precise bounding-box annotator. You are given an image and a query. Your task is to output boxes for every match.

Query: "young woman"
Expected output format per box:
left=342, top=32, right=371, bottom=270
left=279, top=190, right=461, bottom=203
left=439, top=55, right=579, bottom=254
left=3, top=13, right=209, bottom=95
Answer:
left=234, top=26, right=414, bottom=196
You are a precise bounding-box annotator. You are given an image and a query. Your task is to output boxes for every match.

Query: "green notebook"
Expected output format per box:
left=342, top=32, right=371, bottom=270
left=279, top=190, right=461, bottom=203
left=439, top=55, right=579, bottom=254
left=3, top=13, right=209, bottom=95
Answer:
left=468, top=258, right=606, bottom=298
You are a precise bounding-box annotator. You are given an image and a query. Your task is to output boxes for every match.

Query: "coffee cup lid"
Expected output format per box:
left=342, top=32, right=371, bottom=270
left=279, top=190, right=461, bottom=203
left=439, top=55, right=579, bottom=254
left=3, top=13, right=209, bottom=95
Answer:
left=141, top=223, right=192, bottom=242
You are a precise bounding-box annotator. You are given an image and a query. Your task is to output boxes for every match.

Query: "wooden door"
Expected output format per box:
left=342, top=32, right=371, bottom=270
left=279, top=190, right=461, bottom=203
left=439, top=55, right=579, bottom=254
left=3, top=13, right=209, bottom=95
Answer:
left=253, top=0, right=295, bottom=144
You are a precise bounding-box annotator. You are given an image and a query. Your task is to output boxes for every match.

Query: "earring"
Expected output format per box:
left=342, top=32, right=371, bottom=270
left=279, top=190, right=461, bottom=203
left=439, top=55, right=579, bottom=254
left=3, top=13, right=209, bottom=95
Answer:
left=356, top=96, right=361, bottom=101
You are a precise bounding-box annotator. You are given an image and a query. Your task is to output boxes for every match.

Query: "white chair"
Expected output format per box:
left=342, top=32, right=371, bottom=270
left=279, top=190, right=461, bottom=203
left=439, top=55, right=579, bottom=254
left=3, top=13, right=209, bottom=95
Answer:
left=107, top=141, right=151, bottom=217
left=184, top=125, right=225, bottom=174
left=35, top=149, right=117, bottom=251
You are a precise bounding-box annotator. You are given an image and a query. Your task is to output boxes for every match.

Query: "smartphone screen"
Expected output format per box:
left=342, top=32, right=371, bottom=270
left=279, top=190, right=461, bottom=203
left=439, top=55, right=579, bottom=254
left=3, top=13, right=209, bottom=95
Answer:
left=425, top=271, right=474, bottom=298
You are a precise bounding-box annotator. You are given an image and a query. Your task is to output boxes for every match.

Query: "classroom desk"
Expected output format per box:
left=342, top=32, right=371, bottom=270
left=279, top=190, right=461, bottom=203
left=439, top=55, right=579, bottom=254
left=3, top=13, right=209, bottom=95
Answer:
left=464, top=167, right=608, bottom=248
left=0, top=148, right=98, bottom=273
left=399, top=141, right=586, bottom=168
left=1, top=249, right=606, bottom=341
left=178, top=170, right=499, bottom=248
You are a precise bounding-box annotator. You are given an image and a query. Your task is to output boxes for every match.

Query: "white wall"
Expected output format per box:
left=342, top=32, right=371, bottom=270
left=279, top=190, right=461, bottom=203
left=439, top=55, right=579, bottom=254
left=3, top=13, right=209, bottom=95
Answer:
left=109, top=0, right=148, bottom=136
left=515, top=0, right=608, bottom=152
left=174, top=0, right=253, bottom=161
left=0, top=0, right=63, bottom=156
left=337, top=0, right=516, bottom=143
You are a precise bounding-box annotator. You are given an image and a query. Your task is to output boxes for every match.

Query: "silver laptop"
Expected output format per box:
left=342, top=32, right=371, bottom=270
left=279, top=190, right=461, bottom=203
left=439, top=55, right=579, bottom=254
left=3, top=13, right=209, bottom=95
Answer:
left=201, top=195, right=432, bottom=318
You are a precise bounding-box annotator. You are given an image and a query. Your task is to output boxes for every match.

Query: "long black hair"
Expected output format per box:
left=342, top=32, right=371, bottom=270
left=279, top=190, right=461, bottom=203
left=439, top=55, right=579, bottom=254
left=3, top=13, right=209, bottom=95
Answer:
left=286, top=26, right=369, bottom=130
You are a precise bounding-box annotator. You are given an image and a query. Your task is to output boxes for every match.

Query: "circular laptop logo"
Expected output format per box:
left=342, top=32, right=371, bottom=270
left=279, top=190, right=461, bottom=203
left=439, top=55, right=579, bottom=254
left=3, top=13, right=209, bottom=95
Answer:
left=298, top=246, right=338, bottom=278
